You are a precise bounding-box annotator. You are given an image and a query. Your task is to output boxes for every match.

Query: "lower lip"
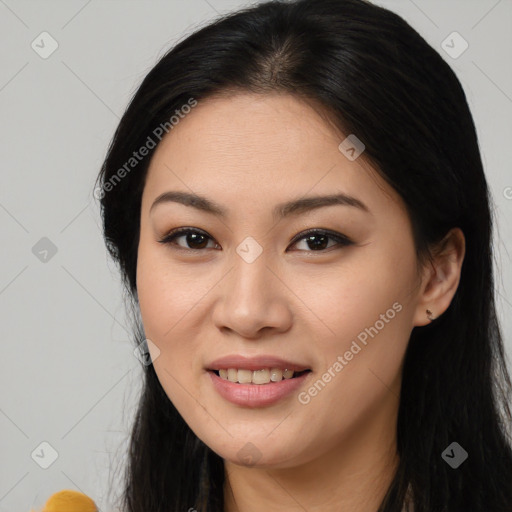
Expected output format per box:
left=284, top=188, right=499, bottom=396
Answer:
left=207, top=370, right=311, bottom=408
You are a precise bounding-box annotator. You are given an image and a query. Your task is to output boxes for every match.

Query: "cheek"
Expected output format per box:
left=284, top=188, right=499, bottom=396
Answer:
left=136, top=242, right=199, bottom=337
left=136, top=249, right=203, bottom=418
left=135, top=241, right=220, bottom=389
left=303, top=238, right=415, bottom=368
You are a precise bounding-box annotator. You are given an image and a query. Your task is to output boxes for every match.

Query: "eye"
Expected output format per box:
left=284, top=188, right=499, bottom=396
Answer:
left=289, top=228, right=354, bottom=252
left=158, top=227, right=218, bottom=251
left=158, top=227, right=354, bottom=253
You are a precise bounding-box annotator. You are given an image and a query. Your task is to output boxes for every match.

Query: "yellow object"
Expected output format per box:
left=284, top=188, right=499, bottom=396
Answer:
left=34, top=489, right=97, bottom=512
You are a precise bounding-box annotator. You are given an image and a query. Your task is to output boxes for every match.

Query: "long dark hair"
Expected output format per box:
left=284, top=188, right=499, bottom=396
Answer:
left=94, top=0, right=512, bottom=510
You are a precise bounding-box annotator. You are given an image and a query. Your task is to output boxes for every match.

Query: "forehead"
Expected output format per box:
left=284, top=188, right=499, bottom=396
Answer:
left=151, top=92, right=343, bottom=165
left=143, top=92, right=404, bottom=217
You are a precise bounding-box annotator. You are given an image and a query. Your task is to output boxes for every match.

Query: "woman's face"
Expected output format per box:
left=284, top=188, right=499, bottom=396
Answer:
left=136, top=92, right=426, bottom=468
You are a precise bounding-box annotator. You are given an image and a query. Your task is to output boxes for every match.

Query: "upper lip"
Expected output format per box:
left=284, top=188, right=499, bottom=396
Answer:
left=206, top=355, right=311, bottom=372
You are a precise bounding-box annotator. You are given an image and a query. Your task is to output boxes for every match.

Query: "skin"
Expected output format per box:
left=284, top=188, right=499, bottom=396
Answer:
left=136, top=92, right=465, bottom=511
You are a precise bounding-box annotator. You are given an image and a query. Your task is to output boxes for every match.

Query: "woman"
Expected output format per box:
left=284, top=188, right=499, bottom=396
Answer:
left=94, top=0, right=512, bottom=510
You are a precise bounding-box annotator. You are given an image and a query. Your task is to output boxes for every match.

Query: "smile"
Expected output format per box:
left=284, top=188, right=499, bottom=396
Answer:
left=207, top=369, right=312, bottom=408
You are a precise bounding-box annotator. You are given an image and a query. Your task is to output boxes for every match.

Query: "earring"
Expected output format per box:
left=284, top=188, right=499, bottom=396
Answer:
left=426, top=309, right=434, bottom=321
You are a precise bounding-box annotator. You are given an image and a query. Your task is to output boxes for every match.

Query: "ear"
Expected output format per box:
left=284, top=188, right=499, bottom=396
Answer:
left=412, top=227, right=465, bottom=327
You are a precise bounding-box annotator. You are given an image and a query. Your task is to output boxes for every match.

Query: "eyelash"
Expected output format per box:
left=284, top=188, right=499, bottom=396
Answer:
left=157, top=227, right=354, bottom=253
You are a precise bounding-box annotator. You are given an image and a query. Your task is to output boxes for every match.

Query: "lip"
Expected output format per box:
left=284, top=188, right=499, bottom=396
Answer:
left=206, top=354, right=310, bottom=372
left=207, top=370, right=311, bottom=408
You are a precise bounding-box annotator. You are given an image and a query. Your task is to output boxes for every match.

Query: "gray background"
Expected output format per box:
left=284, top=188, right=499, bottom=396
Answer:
left=1, top=1, right=511, bottom=510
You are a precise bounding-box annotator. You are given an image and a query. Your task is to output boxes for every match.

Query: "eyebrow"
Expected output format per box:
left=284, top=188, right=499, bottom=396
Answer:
left=149, top=190, right=371, bottom=220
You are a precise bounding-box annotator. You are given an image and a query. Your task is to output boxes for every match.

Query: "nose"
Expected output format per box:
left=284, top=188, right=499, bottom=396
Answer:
left=211, top=253, right=293, bottom=339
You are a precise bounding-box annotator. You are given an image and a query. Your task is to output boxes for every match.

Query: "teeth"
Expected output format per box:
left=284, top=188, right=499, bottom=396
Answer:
left=283, top=369, right=294, bottom=379
left=252, top=369, right=270, bottom=384
left=270, top=368, right=282, bottom=382
left=238, top=369, right=252, bottom=384
left=217, top=368, right=298, bottom=384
